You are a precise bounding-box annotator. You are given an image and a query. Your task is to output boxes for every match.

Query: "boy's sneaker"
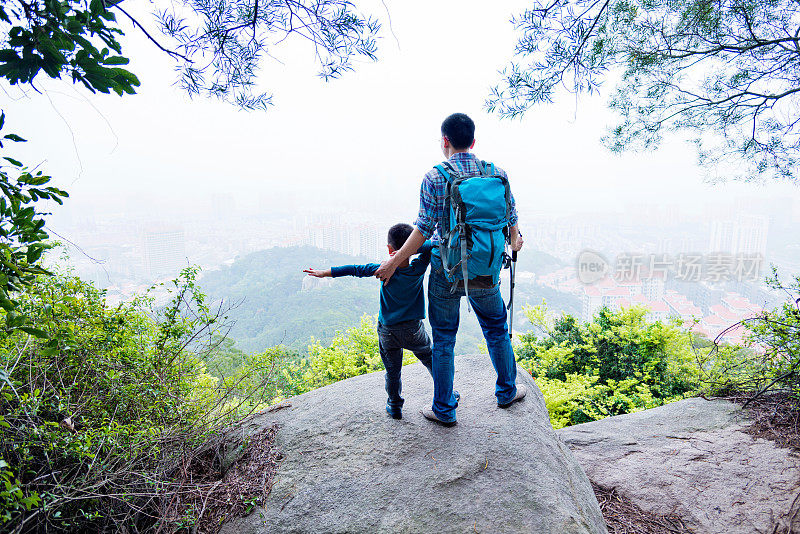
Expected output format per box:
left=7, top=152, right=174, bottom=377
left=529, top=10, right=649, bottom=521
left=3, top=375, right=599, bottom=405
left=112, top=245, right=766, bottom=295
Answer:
left=386, top=404, right=402, bottom=420
left=498, top=384, right=527, bottom=409
left=421, top=407, right=457, bottom=427
left=454, top=390, right=461, bottom=404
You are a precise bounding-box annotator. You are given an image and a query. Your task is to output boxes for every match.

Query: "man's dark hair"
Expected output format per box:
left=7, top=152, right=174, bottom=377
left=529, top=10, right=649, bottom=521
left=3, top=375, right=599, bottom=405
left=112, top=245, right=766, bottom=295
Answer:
left=387, top=223, right=414, bottom=250
left=441, top=113, right=475, bottom=150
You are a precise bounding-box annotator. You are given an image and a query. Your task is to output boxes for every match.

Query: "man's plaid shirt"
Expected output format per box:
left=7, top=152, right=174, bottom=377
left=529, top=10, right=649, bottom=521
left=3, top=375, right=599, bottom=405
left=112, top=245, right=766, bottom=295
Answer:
left=415, top=152, right=518, bottom=243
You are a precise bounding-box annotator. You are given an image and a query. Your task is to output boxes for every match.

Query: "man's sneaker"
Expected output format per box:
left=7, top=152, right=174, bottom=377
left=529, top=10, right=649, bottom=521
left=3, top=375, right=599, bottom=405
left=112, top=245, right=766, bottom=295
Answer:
left=386, top=404, right=402, bottom=420
left=454, top=390, right=461, bottom=405
left=498, top=384, right=527, bottom=409
left=421, top=407, right=457, bottom=427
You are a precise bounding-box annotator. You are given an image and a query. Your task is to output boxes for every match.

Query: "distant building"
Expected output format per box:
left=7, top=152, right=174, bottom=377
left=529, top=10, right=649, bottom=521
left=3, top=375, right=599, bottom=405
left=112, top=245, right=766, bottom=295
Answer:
left=645, top=300, right=669, bottom=322
left=143, top=227, right=186, bottom=278
left=582, top=279, right=672, bottom=323
left=708, top=220, right=737, bottom=253
left=642, top=275, right=665, bottom=301
left=735, top=214, right=769, bottom=258
left=664, top=290, right=703, bottom=327
left=357, top=225, right=381, bottom=260
left=305, top=217, right=384, bottom=260
left=709, top=214, right=769, bottom=257
left=582, top=285, right=603, bottom=321
left=688, top=281, right=726, bottom=314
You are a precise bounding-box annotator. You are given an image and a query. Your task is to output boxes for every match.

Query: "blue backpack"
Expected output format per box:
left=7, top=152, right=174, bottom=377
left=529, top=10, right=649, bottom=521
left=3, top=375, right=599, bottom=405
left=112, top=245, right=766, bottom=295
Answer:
left=435, top=159, right=514, bottom=303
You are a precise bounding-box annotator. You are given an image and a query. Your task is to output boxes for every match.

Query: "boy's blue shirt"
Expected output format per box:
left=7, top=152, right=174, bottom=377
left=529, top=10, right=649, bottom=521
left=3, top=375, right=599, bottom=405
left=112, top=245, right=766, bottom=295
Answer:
left=330, top=241, right=433, bottom=326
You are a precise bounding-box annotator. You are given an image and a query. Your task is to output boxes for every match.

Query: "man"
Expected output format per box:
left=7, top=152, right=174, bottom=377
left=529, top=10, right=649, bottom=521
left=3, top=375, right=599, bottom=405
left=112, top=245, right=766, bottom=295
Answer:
left=374, top=113, right=525, bottom=426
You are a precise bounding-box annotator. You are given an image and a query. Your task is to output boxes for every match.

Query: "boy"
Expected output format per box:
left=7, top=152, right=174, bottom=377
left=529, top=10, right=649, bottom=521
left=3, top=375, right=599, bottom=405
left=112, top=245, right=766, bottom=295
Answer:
left=303, top=223, right=440, bottom=419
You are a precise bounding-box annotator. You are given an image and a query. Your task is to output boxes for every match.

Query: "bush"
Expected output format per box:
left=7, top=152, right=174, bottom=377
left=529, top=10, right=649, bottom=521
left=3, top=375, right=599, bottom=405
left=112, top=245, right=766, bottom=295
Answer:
left=279, top=314, right=417, bottom=397
left=696, top=268, right=800, bottom=402
left=0, top=267, right=279, bottom=532
left=516, top=304, right=699, bottom=428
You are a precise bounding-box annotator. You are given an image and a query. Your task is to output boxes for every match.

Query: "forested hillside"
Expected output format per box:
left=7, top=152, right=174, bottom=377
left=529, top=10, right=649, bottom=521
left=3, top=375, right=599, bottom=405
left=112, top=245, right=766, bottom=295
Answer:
left=199, top=246, right=580, bottom=354
left=200, top=247, right=377, bottom=352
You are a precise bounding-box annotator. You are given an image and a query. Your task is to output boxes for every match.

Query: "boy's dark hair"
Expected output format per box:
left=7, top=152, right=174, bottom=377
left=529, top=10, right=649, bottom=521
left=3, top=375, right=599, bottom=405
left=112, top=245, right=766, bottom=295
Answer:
left=441, top=113, right=475, bottom=150
left=387, top=223, right=414, bottom=250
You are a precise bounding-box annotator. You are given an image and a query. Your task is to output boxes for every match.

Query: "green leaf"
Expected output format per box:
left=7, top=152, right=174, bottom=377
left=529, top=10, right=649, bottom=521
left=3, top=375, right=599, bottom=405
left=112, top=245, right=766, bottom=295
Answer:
left=3, top=134, right=25, bottom=142
left=26, top=245, right=43, bottom=264
left=41, top=347, right=59, bottom=357
left=102, top=56, right=129, bottom=66
left=3, top=157, right=22, bottom=166
left=18, top=326, right=47, bottom=338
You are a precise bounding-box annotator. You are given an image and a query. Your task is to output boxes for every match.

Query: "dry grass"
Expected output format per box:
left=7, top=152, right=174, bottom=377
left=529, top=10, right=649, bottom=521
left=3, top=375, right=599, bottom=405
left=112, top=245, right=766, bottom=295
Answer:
left=164, top=424, right=282, bottom=534
left=725, top=391, right=800, bottom=452
left=593, top=483, right=695, bottom=534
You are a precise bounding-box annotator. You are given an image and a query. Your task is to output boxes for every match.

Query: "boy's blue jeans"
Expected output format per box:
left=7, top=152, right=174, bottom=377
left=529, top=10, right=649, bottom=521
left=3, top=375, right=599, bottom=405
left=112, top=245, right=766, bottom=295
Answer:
left=428, top=258, right=518, bottom=423
left=377, top=319, right=433, bottom=414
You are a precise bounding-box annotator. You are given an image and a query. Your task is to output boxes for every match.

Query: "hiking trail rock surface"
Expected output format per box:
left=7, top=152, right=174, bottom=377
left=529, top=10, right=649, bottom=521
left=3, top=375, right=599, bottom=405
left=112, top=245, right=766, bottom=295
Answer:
left=558, top=397, right=800, bottom=534
left=221, top=354, right=607, bottom=534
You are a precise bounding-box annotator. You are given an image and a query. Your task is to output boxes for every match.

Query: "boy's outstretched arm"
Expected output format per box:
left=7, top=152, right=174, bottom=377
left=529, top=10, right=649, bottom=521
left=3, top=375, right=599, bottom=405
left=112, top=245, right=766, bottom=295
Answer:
left=303, top=268, right=332, bottom=278
left=374, top=227, right=426, bottom=282
left=308, top=263, right=380, bottom=278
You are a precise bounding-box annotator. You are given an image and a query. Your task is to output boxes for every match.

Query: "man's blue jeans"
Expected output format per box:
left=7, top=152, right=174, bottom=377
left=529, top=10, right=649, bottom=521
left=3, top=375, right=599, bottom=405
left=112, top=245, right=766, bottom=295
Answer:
left=377, top=319, right=433, bottom=414
left=428, top=257, right=517, bottom=423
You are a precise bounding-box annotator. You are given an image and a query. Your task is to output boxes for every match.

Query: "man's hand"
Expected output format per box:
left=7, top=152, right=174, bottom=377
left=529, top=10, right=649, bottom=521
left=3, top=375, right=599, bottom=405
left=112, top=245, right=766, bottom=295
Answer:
left=511, top=233, right=524, bottom=252
left=374, top=258, right=398, bottom=283
left=510, top=225, right=524, bottom=252
left=303, top=268, right=331, bottom=278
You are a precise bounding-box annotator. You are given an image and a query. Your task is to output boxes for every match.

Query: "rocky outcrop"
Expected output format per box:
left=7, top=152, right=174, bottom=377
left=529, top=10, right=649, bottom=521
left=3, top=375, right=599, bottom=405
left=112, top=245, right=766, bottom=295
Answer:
left=222, top=354, right=607, bottom=534
left=558, top=397, right=800, bottom=534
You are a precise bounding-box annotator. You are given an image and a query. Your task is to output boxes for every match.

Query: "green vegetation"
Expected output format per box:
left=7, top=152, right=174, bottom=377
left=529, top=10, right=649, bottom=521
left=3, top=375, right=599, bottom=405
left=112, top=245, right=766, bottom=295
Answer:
left=279, top=315, right=420, bottom=397
left=515, top=273, right=800, bottom=429
left=0, top=0, right=139, bottom=95
left=199, top=246, right=378, bottom=353
left=491, top=0, right=800, bottom=182
left=0, top=114, right=69, bottom=335
left=694, top=268, right=800, bottom=402
left=0, top=0, right=380, bottom=109
left=0, top=267, right=281, bottom=532
left=515, top=304, right=701, bottom=429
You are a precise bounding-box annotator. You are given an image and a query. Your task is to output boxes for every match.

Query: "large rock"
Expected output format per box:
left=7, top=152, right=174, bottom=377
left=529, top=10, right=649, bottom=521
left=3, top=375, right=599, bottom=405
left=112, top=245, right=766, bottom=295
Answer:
left=558, top=397, right=800, bottom=534
left=222, top=354, right=607, bottom=534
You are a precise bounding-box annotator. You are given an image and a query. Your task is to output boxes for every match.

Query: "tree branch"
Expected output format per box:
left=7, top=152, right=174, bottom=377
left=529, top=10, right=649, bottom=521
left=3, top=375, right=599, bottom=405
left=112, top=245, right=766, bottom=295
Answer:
left=112, top=3, right=192, bottom=63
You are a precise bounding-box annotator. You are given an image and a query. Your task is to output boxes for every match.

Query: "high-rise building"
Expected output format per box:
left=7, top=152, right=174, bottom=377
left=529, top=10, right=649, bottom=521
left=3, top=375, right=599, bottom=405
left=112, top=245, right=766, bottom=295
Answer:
left=708, top=215, right=768, bottom=257
left=708, top=220, right=737, bottom=252
left=358, top=225, right=380, bottom=260
left=143, top=227, right=186, bottom=279
left=642, top=275, right=665, bottom=301
left=735, top=214, right=769, bottom=258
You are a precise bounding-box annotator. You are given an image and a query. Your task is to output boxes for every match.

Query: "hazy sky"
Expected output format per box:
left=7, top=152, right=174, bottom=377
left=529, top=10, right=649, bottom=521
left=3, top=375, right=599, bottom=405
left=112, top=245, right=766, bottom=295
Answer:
left=5, top=0, right=799, bottom=226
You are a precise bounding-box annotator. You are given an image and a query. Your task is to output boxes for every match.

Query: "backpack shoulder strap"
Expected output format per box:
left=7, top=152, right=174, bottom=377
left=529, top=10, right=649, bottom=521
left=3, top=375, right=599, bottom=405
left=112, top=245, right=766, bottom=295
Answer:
left=435, top=161, right=460, bottom=183
left=486, top=162, right=513, bottom=230
left=476, top=160, right=497, bottom=176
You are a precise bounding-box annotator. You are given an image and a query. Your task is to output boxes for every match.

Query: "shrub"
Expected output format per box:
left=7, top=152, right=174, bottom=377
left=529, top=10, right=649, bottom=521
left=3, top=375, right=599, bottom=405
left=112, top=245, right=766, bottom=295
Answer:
left=0, top=267, right=279, bottom=532
left=516, top=303, right=699, bottom=428
left=696, top=268, right=800, bottom=403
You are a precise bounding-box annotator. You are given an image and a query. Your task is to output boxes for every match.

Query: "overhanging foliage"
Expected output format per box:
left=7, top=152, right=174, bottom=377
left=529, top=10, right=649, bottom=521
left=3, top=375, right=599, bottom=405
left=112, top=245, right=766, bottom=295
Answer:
left=490, top=0, right=800, bottom=182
